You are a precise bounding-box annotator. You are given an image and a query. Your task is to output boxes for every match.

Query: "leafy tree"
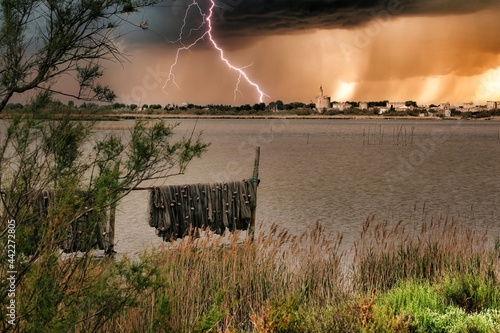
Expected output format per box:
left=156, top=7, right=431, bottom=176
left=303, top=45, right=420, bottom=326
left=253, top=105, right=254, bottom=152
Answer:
left=268, top=101, right=276, bottom=111
left=275, top=100, right=284, bottom=110
left=368, top=100, right=389, bottom=107
left=5, top=102, right=23, bottom=110
left=285, top=102, right=306, bottom=110
left=0, top=100, right=208, bottom=331
left=113, top=102, right=126, bottom=109
left=240, top=104, right=252, bottom=111
left=346, top=101, right=359, bottom=107
left=0, top=0, right=160, bottom=112
left=252, top=103, right=266, bottom=111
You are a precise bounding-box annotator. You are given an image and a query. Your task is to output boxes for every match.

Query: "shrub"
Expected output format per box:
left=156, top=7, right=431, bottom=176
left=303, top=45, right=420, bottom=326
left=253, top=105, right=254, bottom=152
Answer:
left=440, top=274, right=500, bottom=313
left=0, top=107, right=208, bottom=332
left=371, top=278, right=500, bottom=333
left=370, top=281, right=445, bottom=332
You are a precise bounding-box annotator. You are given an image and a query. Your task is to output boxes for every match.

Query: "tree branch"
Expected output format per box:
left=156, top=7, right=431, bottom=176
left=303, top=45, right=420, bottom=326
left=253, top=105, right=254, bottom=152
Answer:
left=0, top=0, right=162, bottom=112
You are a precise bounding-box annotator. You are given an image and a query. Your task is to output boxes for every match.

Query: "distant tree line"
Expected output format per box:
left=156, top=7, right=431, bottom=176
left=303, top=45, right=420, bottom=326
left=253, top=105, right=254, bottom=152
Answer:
left=3, top=97, right=500, bottom=118
left=368, top=101, right=389, bottom=107
left=1, top=99, right=316, bottom=115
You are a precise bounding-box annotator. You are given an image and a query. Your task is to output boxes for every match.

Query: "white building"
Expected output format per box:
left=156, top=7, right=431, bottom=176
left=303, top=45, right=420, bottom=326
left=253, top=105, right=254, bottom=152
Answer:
left=439, top=103, right=452, bottom=117
left=487, top=101, right=499, bottom=110
left=439, top=102, right=451, bottom=110
left=331, top=102, right=352, bottom=111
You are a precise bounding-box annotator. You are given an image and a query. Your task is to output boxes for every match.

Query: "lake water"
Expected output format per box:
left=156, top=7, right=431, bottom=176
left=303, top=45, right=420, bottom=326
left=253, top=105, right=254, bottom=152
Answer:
left=111, top=118, right=500, bottom=254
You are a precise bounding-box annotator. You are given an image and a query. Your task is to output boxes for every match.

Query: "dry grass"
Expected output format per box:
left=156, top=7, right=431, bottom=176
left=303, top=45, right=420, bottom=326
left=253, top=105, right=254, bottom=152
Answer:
left=103, top=222, right=344, bottom=332
left=96, top=217, right=499, bottom=332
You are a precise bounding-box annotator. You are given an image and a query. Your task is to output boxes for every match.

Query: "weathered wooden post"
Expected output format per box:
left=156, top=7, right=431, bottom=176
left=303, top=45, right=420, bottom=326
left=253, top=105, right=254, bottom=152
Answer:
left=107, top=203, right=116, bottom=255
left=106, top=163, right=119, bottom=256
left=249, top=146, right=260, bottom=242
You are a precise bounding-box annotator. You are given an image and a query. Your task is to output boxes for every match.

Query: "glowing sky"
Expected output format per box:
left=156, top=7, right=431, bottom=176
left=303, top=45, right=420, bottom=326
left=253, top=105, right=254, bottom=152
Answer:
left=105, top=0, right=500, bottom=106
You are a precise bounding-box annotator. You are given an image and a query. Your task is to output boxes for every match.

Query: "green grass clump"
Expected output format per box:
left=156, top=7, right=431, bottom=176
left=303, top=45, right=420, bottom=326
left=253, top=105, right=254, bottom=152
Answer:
left=441, top=274, right=500, bottom=313
left=420, top=307, right=500, bottom=333
left=370, top=277, right=500, bottom=333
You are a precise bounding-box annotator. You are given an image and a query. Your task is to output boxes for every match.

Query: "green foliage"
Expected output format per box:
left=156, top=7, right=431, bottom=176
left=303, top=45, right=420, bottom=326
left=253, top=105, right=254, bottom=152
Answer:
left=405, top=100, right=418, bottom=107
left=370, top=278, right=500, bottom=333
left=193, top=292, right=227, bottom=333
left=268, top=295, right=303, bottom=333
left=21, top=254, right=62, bottom=333
left=42, top=119, right=92, bottom=175
left=0, top=0, right=161, bottom=111
left=368, top=100, right=389, bottom=107
left=411, top=307, right=500, bottom=333
left=371, top=281, right=445, bottom=332
left=0, top=107, right=208, bottom=332
left=441, top=275, right=500, bottom=313
left=298, top=302, right=362, bottom=333
left=15, top=253, right=168, bottom=333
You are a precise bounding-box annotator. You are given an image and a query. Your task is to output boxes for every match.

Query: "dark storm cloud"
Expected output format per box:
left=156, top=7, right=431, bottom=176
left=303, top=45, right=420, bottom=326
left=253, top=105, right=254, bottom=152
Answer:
left=213, top=0, right=500, bottom=37
left=127, top=0, right=500, bottom=47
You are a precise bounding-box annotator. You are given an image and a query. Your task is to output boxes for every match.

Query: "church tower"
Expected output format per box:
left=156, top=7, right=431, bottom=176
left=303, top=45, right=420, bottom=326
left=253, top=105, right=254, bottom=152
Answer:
left=316, top=85, right=331, bottom=112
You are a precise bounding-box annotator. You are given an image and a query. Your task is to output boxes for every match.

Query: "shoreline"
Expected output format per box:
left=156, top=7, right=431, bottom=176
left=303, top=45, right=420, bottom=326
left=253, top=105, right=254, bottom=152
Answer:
left=113, top=113, right=500, bottom=121
left=2, top=112, right=499, bottom=121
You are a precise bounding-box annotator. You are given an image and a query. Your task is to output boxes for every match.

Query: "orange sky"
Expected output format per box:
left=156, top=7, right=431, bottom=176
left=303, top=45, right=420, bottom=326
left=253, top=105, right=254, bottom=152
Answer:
left=104, top=5, right=500, bottom=107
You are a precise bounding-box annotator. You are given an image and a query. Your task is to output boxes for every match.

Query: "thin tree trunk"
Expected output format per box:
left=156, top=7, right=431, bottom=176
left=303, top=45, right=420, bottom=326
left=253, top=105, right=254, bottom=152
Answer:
left=0, top=90, right=14, bottom=113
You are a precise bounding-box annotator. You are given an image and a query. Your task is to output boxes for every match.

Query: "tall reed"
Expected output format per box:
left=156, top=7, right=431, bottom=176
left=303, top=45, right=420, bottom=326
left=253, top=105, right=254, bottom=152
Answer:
left=353, top=215, right=499, bottom=293
left=47, top=216, right=498, bottom=332
left=104, top=222, right=345, bottom=332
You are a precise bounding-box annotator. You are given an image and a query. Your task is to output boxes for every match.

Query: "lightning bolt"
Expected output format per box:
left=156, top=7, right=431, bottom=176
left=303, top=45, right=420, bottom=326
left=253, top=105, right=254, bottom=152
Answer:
left=163, top=0, right=268, bottom=103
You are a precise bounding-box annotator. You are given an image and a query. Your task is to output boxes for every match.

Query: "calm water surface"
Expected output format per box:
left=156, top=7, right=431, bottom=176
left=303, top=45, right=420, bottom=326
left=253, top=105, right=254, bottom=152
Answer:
left=111, top=119, right=500, bottom=254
